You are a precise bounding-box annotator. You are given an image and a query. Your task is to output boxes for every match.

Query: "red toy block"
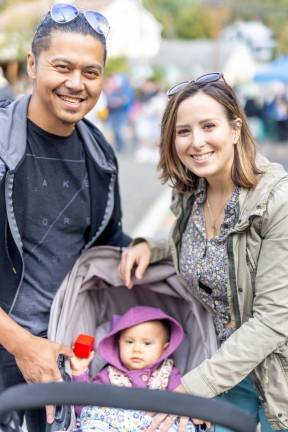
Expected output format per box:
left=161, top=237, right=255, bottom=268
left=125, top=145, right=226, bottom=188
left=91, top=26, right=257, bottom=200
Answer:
left=73, top=334, right=95, bottom=358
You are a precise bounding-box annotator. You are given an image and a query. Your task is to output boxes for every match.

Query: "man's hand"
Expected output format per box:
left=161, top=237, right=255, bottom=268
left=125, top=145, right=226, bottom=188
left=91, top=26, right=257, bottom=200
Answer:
left=13, top=332, right=73, bottom=383
left=0, top=308, right=73, bottom=423
left=12, top=332, right=73, bottom=423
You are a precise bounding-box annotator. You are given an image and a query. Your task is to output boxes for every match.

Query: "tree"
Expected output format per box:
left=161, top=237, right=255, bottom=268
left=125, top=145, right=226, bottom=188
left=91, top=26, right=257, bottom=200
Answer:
left=143, top=0, right=198, bottom=38
left=143, top=0, right=227, bottom=39
left=278, top=23, right=288, bottom=55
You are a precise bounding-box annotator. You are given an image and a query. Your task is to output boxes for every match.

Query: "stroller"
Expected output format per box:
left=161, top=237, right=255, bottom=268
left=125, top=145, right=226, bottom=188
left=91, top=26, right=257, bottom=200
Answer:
left=0, top=246, right=257, bottom=432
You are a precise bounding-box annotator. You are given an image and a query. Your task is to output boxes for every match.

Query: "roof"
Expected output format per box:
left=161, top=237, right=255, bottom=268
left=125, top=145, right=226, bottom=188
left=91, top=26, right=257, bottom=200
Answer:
left=151, top=39, right=220, bottom=81
left=220, top=20, right=275, bottom=48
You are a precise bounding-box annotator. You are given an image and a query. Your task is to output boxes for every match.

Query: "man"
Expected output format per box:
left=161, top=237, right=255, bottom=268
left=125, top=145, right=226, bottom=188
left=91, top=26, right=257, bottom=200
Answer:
left=0, top=4, right=130, bottom=430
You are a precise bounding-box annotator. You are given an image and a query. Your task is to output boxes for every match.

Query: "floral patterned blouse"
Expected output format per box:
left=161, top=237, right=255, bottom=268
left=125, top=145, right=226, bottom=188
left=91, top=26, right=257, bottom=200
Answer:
left=179, top=178, right=240, bottom=345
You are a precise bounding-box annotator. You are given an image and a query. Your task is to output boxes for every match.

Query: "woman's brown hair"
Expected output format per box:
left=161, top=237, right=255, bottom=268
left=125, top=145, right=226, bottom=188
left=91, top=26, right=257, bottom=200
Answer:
left=158, top=80, right=263, bottom=193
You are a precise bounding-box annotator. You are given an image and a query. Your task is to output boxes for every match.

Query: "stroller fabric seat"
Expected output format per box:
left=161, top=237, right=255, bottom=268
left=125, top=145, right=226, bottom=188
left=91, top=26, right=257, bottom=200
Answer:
left=48, top=245, right=218, bottom=430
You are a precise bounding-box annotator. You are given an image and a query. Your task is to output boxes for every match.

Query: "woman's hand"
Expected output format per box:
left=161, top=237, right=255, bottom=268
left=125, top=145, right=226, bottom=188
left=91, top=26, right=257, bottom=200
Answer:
left=145, top=384, right=212, bottom=432
left=118, top=242, right=151, bottom=288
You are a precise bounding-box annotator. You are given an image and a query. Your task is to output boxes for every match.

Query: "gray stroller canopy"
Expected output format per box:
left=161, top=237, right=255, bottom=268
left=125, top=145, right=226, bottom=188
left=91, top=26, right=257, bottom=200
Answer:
left=48, top=245, right=217, bottom=376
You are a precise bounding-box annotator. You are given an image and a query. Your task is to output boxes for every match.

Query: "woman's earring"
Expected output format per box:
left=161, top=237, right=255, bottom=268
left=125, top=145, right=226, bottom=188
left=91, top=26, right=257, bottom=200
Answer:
left=233, top=134, right=240, bottom=145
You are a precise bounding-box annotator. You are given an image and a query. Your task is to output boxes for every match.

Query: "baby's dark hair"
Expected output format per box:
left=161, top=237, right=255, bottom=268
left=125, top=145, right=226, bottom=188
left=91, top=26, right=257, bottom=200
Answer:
left=31, top=12, right=107, bottom=63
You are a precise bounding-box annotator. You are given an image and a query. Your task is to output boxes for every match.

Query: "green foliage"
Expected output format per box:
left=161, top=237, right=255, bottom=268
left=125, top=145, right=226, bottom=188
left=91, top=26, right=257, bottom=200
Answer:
left=150, top=65, right=166, bottom=84
left=142, top=0, right=228, bottom=39
left=104, top=57, right=129, bottom=77
left=278, top=22, right=288, bottom=55
left=177, top=5, right=215, bottom=39
left=143, top=0, right=201, bottom=38
left=143, top=0, right=288, bottom=55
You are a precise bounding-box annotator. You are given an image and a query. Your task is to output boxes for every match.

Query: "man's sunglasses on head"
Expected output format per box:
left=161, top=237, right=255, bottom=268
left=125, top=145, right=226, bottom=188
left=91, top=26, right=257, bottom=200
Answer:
left=50, top=3, right=110, bottom=39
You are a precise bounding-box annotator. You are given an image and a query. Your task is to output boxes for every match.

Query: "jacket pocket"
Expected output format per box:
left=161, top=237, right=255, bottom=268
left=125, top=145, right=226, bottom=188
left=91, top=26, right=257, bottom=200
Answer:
left=274, top=342, right=288, bottom=373
left=256, top=347, right=288, bottom=427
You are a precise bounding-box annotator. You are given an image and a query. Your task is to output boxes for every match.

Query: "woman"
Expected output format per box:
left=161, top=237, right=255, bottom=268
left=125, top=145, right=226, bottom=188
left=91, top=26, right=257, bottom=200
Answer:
left=119, top=73, right=288, bottom=431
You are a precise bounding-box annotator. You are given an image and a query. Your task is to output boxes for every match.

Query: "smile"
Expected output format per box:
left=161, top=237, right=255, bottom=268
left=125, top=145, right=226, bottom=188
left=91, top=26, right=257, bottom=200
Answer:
left=57, top=94, right=85, bottom=104
left=192, top=152, right=214, bottom=162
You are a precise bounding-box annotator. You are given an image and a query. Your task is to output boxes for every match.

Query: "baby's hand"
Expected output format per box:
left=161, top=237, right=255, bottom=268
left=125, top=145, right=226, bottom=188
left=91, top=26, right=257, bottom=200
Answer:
left=70, top=350, right=94, bottom=376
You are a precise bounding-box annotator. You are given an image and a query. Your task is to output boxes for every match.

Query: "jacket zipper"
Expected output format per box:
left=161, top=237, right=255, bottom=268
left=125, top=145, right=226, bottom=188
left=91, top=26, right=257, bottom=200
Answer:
left=246, top=248, right=256, bottom=297
left=4, top=219, right=17, bottom=274
left=5, top=172, right=25, bottom=313
left=83, top=173, right=116, bottom=251
left=226, top=234, right=241, bottom=329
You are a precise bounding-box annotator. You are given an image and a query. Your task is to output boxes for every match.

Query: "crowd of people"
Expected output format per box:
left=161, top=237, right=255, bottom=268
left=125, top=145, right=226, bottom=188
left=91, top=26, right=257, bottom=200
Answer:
left=1, top=3, right=288, bottom=432
left=81, top=72, right=167, bottom=160
left=243, top=88, right=288, bottom=142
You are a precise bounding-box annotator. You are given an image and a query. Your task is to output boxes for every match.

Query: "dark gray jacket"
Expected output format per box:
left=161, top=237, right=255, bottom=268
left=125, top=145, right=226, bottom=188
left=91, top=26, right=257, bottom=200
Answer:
left=0, top=95, right=130, bottom=314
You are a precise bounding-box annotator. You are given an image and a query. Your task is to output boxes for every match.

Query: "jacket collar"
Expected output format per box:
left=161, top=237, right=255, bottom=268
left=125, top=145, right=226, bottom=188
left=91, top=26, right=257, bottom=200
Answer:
left=0, top=94, right=29, bottom=170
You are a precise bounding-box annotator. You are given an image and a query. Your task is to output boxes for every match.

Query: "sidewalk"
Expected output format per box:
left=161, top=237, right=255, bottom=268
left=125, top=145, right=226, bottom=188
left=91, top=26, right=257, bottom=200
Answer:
left=131, top=188, right=174, bottom=239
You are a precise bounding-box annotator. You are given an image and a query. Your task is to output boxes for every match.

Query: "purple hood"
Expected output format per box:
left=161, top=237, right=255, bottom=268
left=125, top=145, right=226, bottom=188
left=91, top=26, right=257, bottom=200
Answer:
left=98, top=306, right=184, bottom=372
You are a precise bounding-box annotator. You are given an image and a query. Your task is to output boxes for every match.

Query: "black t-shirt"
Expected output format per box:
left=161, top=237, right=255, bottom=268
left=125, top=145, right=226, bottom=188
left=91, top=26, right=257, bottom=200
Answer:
left=11, top=119, right=90, bottom=336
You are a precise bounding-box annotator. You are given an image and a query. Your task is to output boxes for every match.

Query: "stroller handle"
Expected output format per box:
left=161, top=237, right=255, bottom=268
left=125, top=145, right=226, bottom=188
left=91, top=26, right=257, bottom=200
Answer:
left=0, top=382, right=256, bottom=432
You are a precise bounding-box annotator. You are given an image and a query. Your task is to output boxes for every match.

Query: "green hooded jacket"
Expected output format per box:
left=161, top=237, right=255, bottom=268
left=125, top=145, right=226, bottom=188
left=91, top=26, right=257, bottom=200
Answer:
left=142, top=155, right=288, bottom=429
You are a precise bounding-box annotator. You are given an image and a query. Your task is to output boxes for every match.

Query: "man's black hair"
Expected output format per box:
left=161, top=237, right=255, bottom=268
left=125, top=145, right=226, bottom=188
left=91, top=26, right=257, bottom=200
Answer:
left=31, top=12, right=107, bottom=63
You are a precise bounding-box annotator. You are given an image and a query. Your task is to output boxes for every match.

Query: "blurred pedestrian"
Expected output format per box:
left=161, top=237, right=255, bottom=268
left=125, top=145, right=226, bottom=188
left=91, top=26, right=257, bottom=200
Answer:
left=134, top=79, right=166, bottom=163
left=244, top=96, right=265, bottom=142
left=0, top=4, right=130, bottom=431
left=104, top=73, right=134, bottom=152
left=119, top=73, right=288, bottom=431
left=0, top=67, right=15, bottom=101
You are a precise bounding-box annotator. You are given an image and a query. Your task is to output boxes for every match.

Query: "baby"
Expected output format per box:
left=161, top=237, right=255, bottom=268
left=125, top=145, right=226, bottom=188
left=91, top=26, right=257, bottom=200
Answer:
left=71, top=305, right=196, bottom=431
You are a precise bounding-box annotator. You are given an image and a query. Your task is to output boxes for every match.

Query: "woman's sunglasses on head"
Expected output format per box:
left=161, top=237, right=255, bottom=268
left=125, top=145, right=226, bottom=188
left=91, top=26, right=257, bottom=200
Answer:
left=50, top=3, right=110, bottom=39
left=167, top=72, right=225, bottom=98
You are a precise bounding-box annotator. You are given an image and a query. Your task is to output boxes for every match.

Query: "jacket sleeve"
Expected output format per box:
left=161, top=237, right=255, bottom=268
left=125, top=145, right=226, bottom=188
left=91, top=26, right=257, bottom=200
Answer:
left=181, top=178, right=288, bottom=397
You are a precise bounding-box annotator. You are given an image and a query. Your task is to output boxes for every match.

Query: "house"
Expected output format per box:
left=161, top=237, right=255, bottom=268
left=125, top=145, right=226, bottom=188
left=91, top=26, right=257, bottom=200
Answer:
left=150, top=36, right=259, bottom=87
left=219, top=20, right=275, bottom=62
